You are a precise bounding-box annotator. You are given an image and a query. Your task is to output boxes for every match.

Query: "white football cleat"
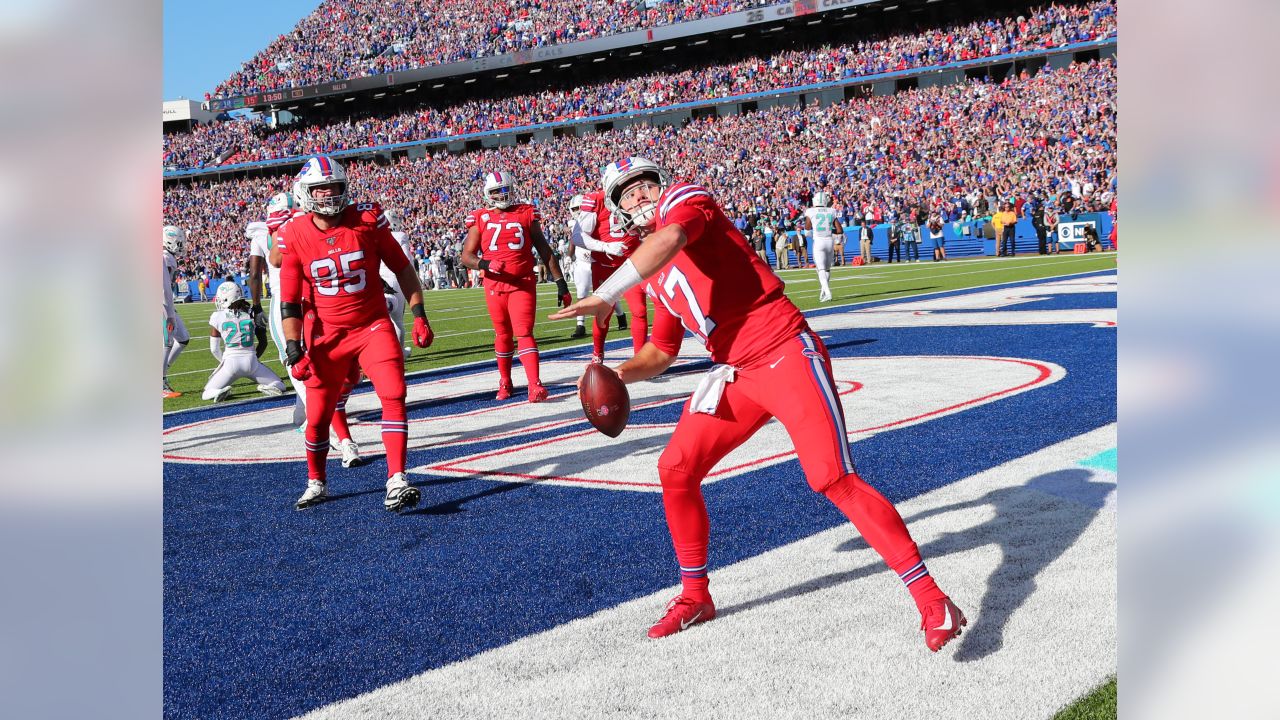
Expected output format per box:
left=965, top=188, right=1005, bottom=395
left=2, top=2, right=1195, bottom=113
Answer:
left=384, top=473, right=421, bottom=512
left=338, top=439, right=364, bottom=468
left=819, top=290, right=832, bottom=302
left=212, top=386, right=233, bottom=402
left=258, top=384, right=284, bottom=397
left=296, top=480, right=327, bottom=510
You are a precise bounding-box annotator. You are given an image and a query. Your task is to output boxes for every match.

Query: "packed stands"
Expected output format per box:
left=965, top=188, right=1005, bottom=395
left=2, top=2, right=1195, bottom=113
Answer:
left=209, top=0, right=778, bottom=100
left=164, top=57, right=1115, bottom=280
left=168, top=1, right=1116, bottom=172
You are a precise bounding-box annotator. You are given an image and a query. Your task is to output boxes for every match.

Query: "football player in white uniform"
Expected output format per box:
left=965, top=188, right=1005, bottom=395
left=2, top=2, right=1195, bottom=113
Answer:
left=203, top=282, right=286, bottom=401
left=566, top=193, right=629, bottom=334
left=378, top=208, right=415, bottom=359
left=245, top=192, right=364, bottom=467
left=162, top=225, right=190, bottom=398
left=801, top=192, right=845, bottom=302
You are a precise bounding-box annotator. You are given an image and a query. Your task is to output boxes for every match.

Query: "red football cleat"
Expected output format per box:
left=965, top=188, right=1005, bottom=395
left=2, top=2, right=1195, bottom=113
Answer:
left=921, top=597, right=966, bottom=652
left=528, top=384, right=549, bottom=403
left=647, top=594, right=716, bottom=639
left=495, top=382, right=513, bottom=401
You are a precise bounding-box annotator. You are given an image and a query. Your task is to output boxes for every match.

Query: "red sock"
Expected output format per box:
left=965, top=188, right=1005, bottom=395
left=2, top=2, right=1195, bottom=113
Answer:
left=329, top=387, right=353, bottom=443
left=495, top=336, right=514, bottom=386
left=380, top=396, right=407, bottom=476
left=630, top=312, right=648, bottom=353
left=659, top=466, right=712, bottom=601
left=822, top=472, right=947, bottom=610
left=516, top=336, right=541, bottom=386
left=591, top=316, right=609, bottom=359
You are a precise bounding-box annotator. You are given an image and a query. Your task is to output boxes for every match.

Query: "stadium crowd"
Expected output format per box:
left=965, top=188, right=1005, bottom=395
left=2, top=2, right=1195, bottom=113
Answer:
left=168, top=1, right=1116, bottom=171
left=209, top=0, right=776, bottom=100
left=163, top=58, right=1116, bottom=286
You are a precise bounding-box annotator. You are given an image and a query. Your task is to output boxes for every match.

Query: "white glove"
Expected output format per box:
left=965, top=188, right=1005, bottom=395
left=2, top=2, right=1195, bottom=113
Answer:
left=601, top=241, right=627, bottom=257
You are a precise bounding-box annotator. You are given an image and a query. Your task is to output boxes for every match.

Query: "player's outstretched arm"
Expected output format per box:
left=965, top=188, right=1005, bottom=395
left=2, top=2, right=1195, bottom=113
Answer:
left=548, top=222, right=687, bottom=322
left=208, top=330, right=224, bottom=362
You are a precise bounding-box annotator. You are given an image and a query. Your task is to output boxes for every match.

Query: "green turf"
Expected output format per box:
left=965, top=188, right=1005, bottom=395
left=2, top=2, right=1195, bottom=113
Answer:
left=1054, top=677, right=1117, bottom=719
left=162, top=253, right=1117, bottom=412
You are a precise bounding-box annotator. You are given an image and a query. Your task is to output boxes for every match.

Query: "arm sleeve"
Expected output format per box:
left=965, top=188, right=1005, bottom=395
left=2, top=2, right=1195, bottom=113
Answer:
left=576, top=209, right=598, bottom=237
left=279, top=236, right=304, bottom=305
left=570, top=218, right=615, bottom=252
left=209, top=334, right=223, bottom=362
left=162, top=262, right=176, bottom=316
left=648, top=297, right=685, bottom=358
left=375, top=228, right=410, bottom=274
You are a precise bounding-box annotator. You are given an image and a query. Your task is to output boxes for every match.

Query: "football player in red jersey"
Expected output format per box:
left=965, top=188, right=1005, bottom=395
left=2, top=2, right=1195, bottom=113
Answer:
left=461, top=171, right=572, bottom=402
left=278, top=155, right=435, bottom=513
left=573, top=190, right=648, bottom=362
left=552, top=157, right=965, bottom=652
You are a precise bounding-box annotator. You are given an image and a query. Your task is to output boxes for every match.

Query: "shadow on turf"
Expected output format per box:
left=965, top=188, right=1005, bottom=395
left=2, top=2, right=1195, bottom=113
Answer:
left=714, top=468, right=1114, bottom=661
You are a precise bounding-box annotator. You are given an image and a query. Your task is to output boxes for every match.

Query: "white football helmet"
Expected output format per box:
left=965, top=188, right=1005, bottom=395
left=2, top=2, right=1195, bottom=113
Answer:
left=602, top=156, right=671, bottom=234
left=813, top=192, right=830, bottom=208
left=293, top=155, right=349, bottom=215
left=482, top=171, right=515, bottom=209
left=568, top=194, right=586, bottom=213
left=215, top=281, right=245, bottom=312
left=162, top=225, right=186, bottom=256
left=265, top=192, right=297, bottom=231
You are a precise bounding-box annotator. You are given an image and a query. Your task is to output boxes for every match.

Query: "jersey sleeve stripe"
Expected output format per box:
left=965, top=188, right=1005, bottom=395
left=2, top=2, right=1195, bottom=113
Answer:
left=659, top=185, right=710, bottom=219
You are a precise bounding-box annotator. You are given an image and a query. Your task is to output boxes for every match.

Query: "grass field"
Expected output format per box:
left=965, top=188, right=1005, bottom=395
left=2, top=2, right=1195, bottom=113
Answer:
left=162, top=253, right=1118, bottom=413
left=1056, top=678, right=1118, bottom=719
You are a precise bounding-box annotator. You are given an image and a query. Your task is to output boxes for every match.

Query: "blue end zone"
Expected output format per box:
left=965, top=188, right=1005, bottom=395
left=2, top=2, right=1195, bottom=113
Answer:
left=164, top=271, right=1116, bottom=719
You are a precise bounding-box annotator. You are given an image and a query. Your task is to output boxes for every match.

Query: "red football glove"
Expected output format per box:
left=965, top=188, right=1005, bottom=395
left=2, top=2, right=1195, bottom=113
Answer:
left=555, top=278, right=572, bottom=308
left=289, top=355, right=313, bottom=381
left=412, top=316, right=434, bottom=348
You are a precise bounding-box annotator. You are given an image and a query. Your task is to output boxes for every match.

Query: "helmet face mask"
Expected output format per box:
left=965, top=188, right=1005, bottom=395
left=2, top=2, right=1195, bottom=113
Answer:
left=482, top=172, right=515, bottom=210
left=294, top=156, right=349, bottom=216
left=602, top=157, right=670, bottom=236
left=215, top=282, right=245, bottom=313
left=162, top=225, right=187, bottom=256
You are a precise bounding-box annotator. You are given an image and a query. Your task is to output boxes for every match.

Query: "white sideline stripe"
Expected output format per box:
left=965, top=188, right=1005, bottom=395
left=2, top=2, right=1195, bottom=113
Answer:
left=165, top=267, right=1114, bottom=415
left=297, top=425, right=1117, bottom=720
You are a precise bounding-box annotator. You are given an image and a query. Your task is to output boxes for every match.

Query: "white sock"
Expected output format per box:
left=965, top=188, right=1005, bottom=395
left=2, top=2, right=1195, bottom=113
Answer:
left=818, top=269, right=831, bottom=296
left=165, top=340, right=187, bottom=371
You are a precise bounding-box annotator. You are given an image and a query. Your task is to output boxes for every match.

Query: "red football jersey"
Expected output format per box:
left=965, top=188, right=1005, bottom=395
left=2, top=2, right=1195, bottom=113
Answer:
left=645, top=182, right=808, bottom=366
left=278, top=202, right=410, bottom=329
left=578, top=190, right=641, bottom=269
left=465, top=202, right=541, bottom=292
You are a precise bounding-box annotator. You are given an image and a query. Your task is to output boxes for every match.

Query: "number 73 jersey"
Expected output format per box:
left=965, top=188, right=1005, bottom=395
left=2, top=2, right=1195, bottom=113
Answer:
left=465, top=203, right=540, bottom=293
left=645, top=183, right=808, bottom=367
left=278, top=202, right=411, bottom=329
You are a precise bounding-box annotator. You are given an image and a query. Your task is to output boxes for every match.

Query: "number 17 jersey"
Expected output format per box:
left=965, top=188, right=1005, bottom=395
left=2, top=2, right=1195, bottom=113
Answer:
left=465, top=203, right=540, bottom=293
left=278, top=202, right=411, bottom=329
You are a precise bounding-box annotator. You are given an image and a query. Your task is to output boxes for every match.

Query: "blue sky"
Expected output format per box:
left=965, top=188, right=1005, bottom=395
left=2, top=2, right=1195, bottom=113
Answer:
left=163, top=0, right=321, bottom=101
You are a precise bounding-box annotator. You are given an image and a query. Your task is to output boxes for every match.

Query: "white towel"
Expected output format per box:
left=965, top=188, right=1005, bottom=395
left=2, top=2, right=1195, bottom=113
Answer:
left=690, top=364, right=737, bottom=415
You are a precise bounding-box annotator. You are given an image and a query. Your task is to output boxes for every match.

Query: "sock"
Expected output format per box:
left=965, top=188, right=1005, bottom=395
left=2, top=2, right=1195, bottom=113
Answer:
left=630, top=311, right=648, bottom=354
left=495, top=336, right=514, bottom=386
left=304, top=429, right=329, bottom=482
left=330, top=387, right=353, bottom=443
left=516, top=336, right=541, bottom=387
left=380, top=396, right=408, bottom=475
left=591, top=317, right=608, bottom=358
left=659, top=466, right=712, bottom=601
left=576, top=316, right=585, bottom=328
left=165, top=340, right=187, bottom=371
left=822, top=472, right=947, bottom=611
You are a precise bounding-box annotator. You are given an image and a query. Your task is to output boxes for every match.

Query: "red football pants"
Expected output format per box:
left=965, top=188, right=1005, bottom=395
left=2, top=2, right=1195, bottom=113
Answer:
left=485, top=284, right=541, bottom=387
left=655, top=330, right=939, bottom=607
left=302, top=318, right=407, bottom=481
left=590, top=263, right=648, bottom=355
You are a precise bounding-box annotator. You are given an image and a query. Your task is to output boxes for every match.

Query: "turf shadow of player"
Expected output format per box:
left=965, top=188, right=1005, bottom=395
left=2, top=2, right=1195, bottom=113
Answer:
left=718, top=468, right=1114, bottom=661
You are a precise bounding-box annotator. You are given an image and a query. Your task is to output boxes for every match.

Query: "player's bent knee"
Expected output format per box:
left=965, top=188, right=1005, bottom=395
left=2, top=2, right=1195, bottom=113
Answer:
left=818, top=470, right=869, bottom=501
left=657, top=464, right=702, bottom=494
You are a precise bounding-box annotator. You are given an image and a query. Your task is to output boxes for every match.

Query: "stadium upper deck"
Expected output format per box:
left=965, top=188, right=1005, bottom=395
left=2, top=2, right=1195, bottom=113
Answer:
left=170, top=0, right=1115, bottom=175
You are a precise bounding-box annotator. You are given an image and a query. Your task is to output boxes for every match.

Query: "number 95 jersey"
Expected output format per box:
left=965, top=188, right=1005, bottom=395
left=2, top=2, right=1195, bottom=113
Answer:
left=278, top=202, right=411, bottom=329
left=465, top=203, right=540, bottom=293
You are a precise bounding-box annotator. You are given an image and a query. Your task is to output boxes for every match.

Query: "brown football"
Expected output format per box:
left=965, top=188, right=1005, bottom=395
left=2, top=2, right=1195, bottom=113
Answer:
left=579, top=363, right=630, bottom=438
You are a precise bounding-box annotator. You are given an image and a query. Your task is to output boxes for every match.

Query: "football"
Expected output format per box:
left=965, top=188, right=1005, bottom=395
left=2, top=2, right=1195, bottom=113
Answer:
left=578, top=363, right=630, bottom=438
